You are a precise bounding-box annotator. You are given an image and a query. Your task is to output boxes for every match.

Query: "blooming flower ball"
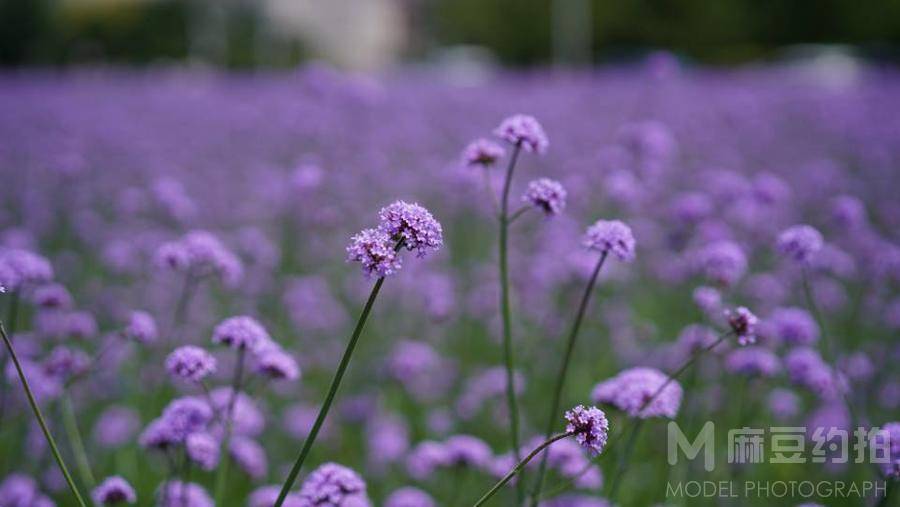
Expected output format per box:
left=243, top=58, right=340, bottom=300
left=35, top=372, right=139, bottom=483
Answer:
left=346, top=228, right=402, bottom=278
left=768, top=307, right=819, bottom=345
left=494, top=114, right=549, bottom=153
left=185, top=432, right=220, bottom=471
left=156, top=481, right=213, bottom=507
left=462, top=138, right=505, bottom=168
left=123, top=310, right=158, bottom=344
left=591, top=367, right=682, bottom=419
left=0, top=248, right=54, bottom=291
left=696, top=240, right=747, bottom=287
left=777, top=224, right=824, bottom=264
left=165, top=346, right=216, bottom=382
left=297, top=462, right=370, bottom=507
left=523, top=178, right=567, bottom=216
left=726, top=306, right=758, bottom=345
left=564, top=405, right=610, bottom=455
left=212, top=315, right=270, bottom=351
left=254, top=347, right=301, bottom=381
left=876, top=422, right=900, bottom=478
left=92, top=476, right=137, bottom=505
left=724, top=347, right=781, bottom=377
left=583, top=220, right=636, bottom=262
left=384, top=487, right=436, bottom=507
left=443, top=434, right=493, bottom=467
left=378, top=201, right=443, bottom=258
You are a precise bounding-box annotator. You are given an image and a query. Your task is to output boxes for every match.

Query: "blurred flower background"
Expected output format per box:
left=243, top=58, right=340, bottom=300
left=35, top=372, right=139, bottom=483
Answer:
left=1, top=1, right=900, bottom=507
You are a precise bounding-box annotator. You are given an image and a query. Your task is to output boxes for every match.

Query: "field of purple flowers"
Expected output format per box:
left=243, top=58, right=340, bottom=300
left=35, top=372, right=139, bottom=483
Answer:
left=1, top=62, right=900, bottom=507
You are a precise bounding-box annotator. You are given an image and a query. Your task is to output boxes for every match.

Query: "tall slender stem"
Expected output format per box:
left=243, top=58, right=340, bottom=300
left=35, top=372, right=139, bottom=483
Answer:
left=528, top=252, right=608, bottom=505
left=0, top=321, right=88, bottom=507
left=498, top=142, right=525, bottom=504
left=214, top=346, right=246, bottom=505
left=473, top=432, right=572, bottom=507
left=61, top=393, right=96, bottom=489
left=273, top=275, right=388, bottom=507
left=0, top=291, right=21, bottom=422
left=607, top=418, right=645, bottom=502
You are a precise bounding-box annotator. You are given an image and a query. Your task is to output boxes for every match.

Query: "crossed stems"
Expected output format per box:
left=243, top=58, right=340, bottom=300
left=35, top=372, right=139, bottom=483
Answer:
left=272, top=240, right=404, bottom=507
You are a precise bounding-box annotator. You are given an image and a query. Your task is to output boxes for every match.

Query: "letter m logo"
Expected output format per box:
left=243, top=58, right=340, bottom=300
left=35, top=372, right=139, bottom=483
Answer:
left=668, top=421, right=715, bottom=472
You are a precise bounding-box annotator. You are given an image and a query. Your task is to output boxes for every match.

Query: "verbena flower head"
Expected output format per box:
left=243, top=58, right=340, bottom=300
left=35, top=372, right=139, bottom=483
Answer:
left=384, top=487, right=436, bottom=507
left=726, top=307, right=758, bottom=345
left=523, top=178, right=567, bottom=216
left=462, top=138, right=505, bottom=168
left=378, top=201, right=443, bottom=258
left=31, top=283, right=72, bottom=309
left=0, top=473, right=39, bottom=506
left=91, top=476, right=136, bottom=505
left=768, top=306, right=819, bottom=345
left=254, top=347, right=301, bottom=381
left=697, top=240, right=747, bottom=287
left=185, top=432, right=220, bottom=471
left=494, top=114, right=549, bottom=154
left=0, top=248, right=54, bottom=291
left=591, top=367, right=682, bottom=419
left=229, top=436, right=268, bottom=479
left=165, top=346, right=216, bottom=382
left=157, top=481, right=213, bottom=507
left=443, top=434, right=493, bottom=467
left=564, top=405, right=610, bottom=455
left=161, top=396, right=214, bottom=440
left=724, top=347, right=781, bottom=377
left=297, top=462, right=370, bottom=506
left=155, top=230, right=243, bottom=286
left=212, top=315, right=270, bottom=350
left=249, top=485, right=303, bottom=507
left=784, top=347, right=844, bottom=399
left=406, top=441, right=451, bottom=480
left=346, top=228, right=401, bottom=278
left=583, top=220, right=636, bottom=262
left=875, top=422, right=900, bottom=478
left=43, top=345, right=90, bottom=380
left=777, top=224, right=824, bottom=264
left=123, top=310, right=157, bottom=344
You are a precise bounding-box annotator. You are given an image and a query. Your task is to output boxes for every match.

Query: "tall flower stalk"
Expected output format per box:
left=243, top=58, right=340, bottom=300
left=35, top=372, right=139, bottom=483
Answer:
left=213, top=346, right=246, bottom=504
left=62, top=392, right=96, bottom=490
left=0, top=320, right=88, bottom=507
left=273, top=201, right=442, bottom=507
left=498, top=140, right=525, bottom=500
left=528, top=251, right=608, bottom=504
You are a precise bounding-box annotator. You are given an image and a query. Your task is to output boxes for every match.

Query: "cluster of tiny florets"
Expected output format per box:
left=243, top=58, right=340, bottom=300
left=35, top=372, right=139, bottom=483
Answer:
left=523, top=178, right=567, bottom=216
left=726, top=306, right=759, bottom=345
left=494, top=114, right=549, bottom=154
left=777, top=224, right=824, bottom=264
left=165, top=345, right=217, bottom=382
left=378, top=201, right=443, bottom=258
left=346, top=228, right=402, bottom=278
left=462, top=138, right=505, bottom=167
left=564, top=405, right=610, bottom=455
left=583, top=219, right=636, bottom=262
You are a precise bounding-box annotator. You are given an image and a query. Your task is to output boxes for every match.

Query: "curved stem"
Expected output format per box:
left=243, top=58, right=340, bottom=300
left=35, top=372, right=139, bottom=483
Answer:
left=61, top=393, right=96, bottom=489
left=273, top=275, right=388, bottom=507
left=498, top=142, right=525, bottom=503
left=473, top=432, right=572, bottom=507
left=214, top=346, right=246, bottom=505
left=508, top=206, right=531, bottom=225
left=528, top=252, right=608, bottom=505
left=0, top=321, right=88, bottom=507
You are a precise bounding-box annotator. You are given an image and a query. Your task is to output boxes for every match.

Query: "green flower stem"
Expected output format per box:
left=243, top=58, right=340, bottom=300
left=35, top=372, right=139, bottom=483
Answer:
left=473, top=432, right=572, bottom=507
left=528, top=251, right=608, bottom=505
left=0, top=321, right=87, bottom=507
left=61, top=393, right=96, bottom=489
left=273, top=273, right=389, bottom=507
left=214, top=346, right=247, bottom=505
left=607, top=418, right=645, bottom=502
left=498, top=141, right=525, bottom=504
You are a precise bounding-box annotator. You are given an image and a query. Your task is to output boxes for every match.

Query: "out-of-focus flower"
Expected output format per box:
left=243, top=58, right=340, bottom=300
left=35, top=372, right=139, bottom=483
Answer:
left=346, top=228, right=401, bottom=278
left=31, top=284, right=72, bottom=309
left=384, top=487, right=435, bottom=507
left=93, top=406, right=140, bottom=448
left=583, top=220, right=636, bottom=262
left=248, top=485, right=303, bottom=507
left=777, top=225, right=823, bottom=264
left=165, top=346, right=216, bottom=382
left=696, top=241, right=747, bottom=287
left=768, top=307, right=819, bottom=345
left=91, top=476, right=136, bottom=505
left=874, top=422, right=900, bottom=478
left=692, top=286, right=721, bottom=314
left=444, top=434, right=493, bottom=467
left=523, top=178, right=567, bottom=216
left=462, top=138, right=505, bottom=168
left=212, top=316, right=270, bottom=351
left=767, top=388, right=801, bottom=420
left=123, top=310, right=158, bottom=344
left=494, top=114, right=549, bottom=154
left=155, top=230, right=243, bottom=286
left=591, top=367, right=682, bottom=418
left=185, top=432, right=220, bottom=471
left=564, top=405, right=610, bottom=454
left=724, top=347, right=780, bottom=377
left=378, top=201, right=443, bottom=258
left=254, top=347, right=300, bottom=381
left=296, top=462, right=370, bottom=507
left=156, top=481, right=213, bottom=507
left=0, top=248, right=54, bottom=291
left=229, top=436, right=267, bottom=479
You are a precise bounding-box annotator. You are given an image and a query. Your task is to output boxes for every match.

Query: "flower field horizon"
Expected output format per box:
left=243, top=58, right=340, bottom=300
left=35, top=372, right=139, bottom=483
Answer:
left=1, top=62, right=899, bottom=506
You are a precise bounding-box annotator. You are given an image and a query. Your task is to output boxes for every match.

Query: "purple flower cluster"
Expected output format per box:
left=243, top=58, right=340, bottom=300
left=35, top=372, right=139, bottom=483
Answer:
left=523, top=178, right=567, bottom=216
left=155, top=230, right=243, bottom=286
left=165, top=345, right=216, bottom=382
left=378, top=201, right=444, bottom=258
left=582, top=220, right=636, bottom=262
left=346, top=228, right=402, bottom=278
left=91, top=476, right=136, bottom=505
left=462, top=138, right=505, bottom=168
left=777, top=225, right=824, bottom=264
left=296, top=463, right=370, bottom=507
left=726, top=306, right=759, bottom=345
left=591, top=367, right=682, bottom=419
left=564, top=405, right=610, bottom=454
left=494, top=114, right=549, bottom=154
